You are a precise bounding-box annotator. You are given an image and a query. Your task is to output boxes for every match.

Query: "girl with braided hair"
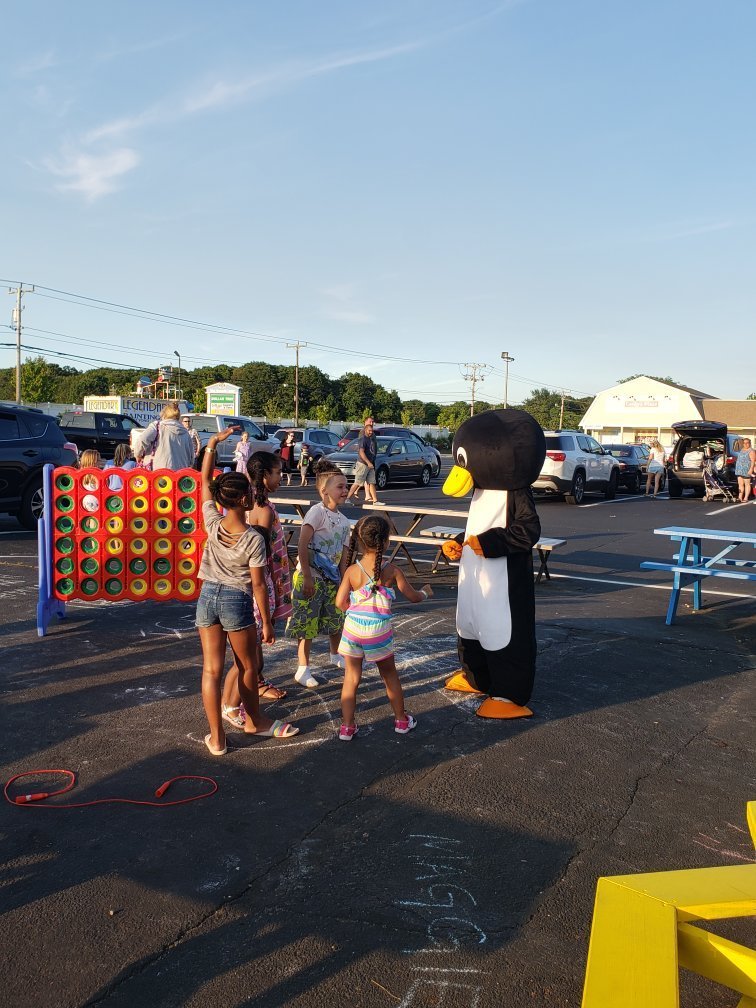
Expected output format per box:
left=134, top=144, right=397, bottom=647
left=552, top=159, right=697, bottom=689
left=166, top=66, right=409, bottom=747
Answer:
left=221, top=451, right=293, bottom=725
left=335, top=514, right=432, bottom=741
left=196, top=428, right=299, bottom=755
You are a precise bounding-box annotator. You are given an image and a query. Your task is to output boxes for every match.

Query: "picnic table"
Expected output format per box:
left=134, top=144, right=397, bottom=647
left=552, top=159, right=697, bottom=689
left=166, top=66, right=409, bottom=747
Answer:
left=362, top=503, right=565, bottom=581
left=641, top=525, right=756, bottom=625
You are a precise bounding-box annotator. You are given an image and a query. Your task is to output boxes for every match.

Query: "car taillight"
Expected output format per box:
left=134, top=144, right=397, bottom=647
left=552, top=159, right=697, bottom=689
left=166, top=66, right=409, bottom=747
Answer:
left=546, top=451, right=566, bottom=462
left=618, top=462, right=627, bottom=469
left=725, top=456, right=735, bottom=466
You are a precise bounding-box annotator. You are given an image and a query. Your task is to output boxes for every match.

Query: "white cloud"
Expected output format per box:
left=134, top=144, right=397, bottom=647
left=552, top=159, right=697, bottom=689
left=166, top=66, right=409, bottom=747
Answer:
left=13, top=50, right=56, bottom=76
left=320, top=284, right=375, bottom=325
left=44, top=147, right=140, bottom=201
left=326, top=309, right=376, bottom=324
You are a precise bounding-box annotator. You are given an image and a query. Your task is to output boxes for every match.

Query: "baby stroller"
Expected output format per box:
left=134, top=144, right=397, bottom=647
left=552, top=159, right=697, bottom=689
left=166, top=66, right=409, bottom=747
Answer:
left=702, top=456, right=736, bottom=502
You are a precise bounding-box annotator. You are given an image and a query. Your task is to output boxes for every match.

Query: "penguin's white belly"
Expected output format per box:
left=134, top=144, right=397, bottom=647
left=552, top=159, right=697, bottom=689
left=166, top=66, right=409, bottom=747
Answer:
left=455, top=488, right=512, bottom=650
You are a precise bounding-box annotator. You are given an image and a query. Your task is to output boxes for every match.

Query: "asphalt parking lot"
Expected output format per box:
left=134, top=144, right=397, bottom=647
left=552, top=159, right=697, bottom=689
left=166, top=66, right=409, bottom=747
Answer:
left=1, top=474, right=754, bottom=1007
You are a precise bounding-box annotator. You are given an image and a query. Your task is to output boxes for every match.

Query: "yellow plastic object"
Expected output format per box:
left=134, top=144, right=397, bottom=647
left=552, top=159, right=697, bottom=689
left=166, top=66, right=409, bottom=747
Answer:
left=748, top=801, right=756, bottom=848
left=582, top=815, right=756, bottom=1008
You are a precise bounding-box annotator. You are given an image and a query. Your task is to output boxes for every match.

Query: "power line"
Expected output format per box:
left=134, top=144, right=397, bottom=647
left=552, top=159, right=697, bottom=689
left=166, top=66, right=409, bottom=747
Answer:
left=461, top=363, right=488, bottom=416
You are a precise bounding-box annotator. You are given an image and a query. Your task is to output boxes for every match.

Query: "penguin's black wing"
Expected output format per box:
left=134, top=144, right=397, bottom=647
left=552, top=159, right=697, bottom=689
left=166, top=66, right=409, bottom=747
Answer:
left=475, top=488, right=541, bottom=558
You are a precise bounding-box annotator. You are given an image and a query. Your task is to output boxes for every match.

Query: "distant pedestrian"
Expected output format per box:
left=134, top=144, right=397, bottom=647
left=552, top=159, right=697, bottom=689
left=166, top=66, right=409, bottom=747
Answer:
left=346, top=417, right=383, bottom=506
left=234, top=431, right=252, bottom=474
left=645, top=439, right=666, bottom=498
left=104, top=443, right=136, bottom=491
left=298, top=444, right=311, bottom=486
left=182, top=416, right=202, bottom=463
left=735, top=437, right=755, bottom=502
left=135, top=403, right=195, bottom=471
left=279, top=432, right=295, bottom=486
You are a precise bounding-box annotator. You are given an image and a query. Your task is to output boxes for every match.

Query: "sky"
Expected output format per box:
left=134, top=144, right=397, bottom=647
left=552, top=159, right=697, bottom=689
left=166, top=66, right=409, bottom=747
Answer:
left=2, top=0, right=755, bottom=406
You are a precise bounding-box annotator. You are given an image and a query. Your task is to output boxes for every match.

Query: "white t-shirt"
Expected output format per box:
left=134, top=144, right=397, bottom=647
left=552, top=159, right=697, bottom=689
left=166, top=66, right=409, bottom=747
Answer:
left=297, top=503, right=351, bottom=575
left=199, top=500, right=267, bottom=595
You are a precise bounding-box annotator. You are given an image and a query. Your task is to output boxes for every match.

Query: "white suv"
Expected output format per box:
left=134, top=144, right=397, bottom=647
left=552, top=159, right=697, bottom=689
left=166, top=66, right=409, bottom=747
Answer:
left=532, top=431, right=620, bottom=505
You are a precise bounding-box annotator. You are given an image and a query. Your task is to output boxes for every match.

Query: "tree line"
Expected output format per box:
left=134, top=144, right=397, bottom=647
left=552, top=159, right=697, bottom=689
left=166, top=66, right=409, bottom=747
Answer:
left=0, top=356, right=594, bottom=433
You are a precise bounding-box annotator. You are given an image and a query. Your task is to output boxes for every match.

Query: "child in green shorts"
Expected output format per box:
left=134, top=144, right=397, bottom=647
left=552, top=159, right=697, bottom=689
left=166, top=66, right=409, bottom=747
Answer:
left=286, top=460, right=351, bottom=687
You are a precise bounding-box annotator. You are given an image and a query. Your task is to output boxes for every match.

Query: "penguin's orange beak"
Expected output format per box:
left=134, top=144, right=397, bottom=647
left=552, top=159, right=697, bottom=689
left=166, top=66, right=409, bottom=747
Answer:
left=443, top=465, right=474, bottom=498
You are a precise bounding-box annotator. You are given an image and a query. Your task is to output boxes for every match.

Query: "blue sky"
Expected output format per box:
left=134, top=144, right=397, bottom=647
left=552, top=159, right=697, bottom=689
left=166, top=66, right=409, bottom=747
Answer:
left=2, top=0, right=755, bottom=405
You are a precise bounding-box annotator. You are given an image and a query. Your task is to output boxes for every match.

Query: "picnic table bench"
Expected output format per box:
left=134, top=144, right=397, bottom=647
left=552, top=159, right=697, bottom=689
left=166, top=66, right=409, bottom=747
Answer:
left=641, top=525, right=756, bottom=624
left=419, top=525, right=566, bottom=583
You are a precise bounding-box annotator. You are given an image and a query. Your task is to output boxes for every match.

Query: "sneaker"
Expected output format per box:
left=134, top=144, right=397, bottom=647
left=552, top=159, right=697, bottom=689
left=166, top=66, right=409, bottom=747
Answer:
left=339, top=723, right=359, bottom=741
left=222, top=704, right=245, bottom=728
left=330, top=653, right=345, bottom=670
left=294, top=666, right=327, bottom=688
left=394, top=714, right=417, bottom=735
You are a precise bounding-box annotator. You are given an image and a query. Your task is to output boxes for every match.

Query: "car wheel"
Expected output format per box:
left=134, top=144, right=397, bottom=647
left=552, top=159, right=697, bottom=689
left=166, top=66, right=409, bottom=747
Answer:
left=417, top=465, right=431, bottom=487
left=629, top=473, right=641, bottom=494
left=375, top=466, right=389, bottom=491
left=668, top=474, right=682, bottom=498
left=604, top=470, right=618, bottom=500
left=565, top=470, right=585, bottom=505
left=19, top=478, right=44, bottom=530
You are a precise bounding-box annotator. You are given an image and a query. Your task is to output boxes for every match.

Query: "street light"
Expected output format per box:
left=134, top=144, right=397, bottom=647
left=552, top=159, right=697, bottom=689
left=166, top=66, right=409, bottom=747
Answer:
left=501, top=351, right=514, bottom=409
left=173, top=350, right=181, bottom=401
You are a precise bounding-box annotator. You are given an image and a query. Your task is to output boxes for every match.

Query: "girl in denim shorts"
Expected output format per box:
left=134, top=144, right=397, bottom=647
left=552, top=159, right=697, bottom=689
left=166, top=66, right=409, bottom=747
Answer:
left=196, top=428, right=299, bottom=755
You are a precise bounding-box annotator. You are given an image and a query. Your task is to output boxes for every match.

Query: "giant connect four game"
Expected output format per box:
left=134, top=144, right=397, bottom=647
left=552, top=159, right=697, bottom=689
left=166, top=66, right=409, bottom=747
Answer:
left=37, top=465, right=206, bottom=634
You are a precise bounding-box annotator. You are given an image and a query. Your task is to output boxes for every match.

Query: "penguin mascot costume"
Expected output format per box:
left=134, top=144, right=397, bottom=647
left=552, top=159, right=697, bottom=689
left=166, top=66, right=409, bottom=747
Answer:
left=441, top=409, right=546, bottom=719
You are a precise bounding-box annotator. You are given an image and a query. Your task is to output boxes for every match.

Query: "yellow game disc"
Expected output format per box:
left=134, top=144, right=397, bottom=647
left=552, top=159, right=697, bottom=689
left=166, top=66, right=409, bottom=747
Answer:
left=106, top=516, right=124, bottom=534
left=130, top=537, right=148, bottom=556
left=129, top=579, right=148, bottom=596
left=154, top=537, right=171, bottom=555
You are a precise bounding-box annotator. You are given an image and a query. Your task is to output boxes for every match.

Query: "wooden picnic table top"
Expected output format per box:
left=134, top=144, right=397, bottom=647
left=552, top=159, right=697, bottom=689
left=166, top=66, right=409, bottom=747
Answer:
left=653, top=526, right=756, bottom=545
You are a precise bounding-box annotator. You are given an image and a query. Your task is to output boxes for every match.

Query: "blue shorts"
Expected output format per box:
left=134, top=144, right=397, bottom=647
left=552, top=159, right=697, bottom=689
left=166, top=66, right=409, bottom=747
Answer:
left=195, top=581, right=254, bottom=632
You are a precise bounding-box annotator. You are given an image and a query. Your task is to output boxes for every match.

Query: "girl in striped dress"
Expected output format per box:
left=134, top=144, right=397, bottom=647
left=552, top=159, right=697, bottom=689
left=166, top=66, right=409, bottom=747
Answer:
left=336, top=515, right=432, bottom=741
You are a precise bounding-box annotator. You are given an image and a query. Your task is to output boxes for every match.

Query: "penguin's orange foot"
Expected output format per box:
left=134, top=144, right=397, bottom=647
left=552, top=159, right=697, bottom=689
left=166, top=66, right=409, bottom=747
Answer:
left=475, top=698, right=533, bottom=719
left=444, top=671, right=484, bottom=695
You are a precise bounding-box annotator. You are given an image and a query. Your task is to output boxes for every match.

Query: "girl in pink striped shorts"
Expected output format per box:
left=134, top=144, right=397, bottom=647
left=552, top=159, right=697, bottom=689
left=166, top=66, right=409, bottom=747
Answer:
left=335, top=515, right=432, bottom=741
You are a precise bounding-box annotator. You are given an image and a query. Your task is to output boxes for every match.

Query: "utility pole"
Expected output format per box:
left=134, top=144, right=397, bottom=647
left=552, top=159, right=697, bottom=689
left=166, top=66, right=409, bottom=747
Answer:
left=286, top=341, right=307, bottom=426
left=559, top=390, right=566, bottom=429
left=8, top=283, right=35, bottom=404
left=500, top=351, right=514, bottom=409
left=462, top=363, right=486, bottom=417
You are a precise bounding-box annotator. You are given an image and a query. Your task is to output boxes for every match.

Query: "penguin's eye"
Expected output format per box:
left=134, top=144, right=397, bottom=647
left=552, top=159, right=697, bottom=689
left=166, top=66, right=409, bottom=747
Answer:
left=455, top=447, right=468, bottom=469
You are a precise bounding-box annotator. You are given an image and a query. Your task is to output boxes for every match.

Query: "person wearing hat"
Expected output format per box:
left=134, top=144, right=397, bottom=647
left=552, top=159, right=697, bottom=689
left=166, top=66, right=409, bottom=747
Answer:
left=346, top=417, right=383, bottom=506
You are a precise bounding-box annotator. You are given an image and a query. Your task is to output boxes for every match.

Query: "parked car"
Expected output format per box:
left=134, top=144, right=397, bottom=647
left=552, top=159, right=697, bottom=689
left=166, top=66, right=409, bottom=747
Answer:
left=260, top=422, right=285, bottom=439
left=272, top=428, right=342, bottom=471
left=336, top=426, right=442, bottom=477
left=328, top=435, right=436, bottom=490
left=0, top=403, right=78, bottom=528
left=602, top=443, right=663, bottom=494
left=532, top=431, right=620, bottom=504
left=666, top=420, right=741, bottom=498
left=57, top=410, right=143, bottom=460
left=181, top=414, right=277, bottom=466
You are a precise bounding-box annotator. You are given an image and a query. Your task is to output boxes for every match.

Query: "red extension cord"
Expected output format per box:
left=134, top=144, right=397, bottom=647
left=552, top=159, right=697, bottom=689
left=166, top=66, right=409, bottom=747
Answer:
left=4, top=769, right=218, bottom=808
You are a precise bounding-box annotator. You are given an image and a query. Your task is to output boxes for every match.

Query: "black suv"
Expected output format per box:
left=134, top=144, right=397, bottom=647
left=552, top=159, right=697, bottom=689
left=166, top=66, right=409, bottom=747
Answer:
left=667, top=420, right=741, bottom=498
left=0, top=403, right=78, bottom=528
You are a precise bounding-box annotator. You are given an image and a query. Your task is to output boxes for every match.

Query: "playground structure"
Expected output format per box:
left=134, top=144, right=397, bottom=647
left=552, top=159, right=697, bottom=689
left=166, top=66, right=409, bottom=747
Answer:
left=37, top=464, right=205, bottom=635
left=133, top=366, right=182, bottom=402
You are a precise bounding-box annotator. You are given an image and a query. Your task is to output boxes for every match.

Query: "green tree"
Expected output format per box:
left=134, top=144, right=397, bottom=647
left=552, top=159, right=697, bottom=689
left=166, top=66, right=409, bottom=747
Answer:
left=312, top=403, right=331, bottom=426
left=437, top=402, right=472, bottom=432
left=616, top=374, right=680, bottom=385
left=21, top=356, right=57, bottom=403
left=400, top=400, right=425, bottom=425
left=341, top=372, right=378, bottom=421
left=747, top=392, right=756, bottom=400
